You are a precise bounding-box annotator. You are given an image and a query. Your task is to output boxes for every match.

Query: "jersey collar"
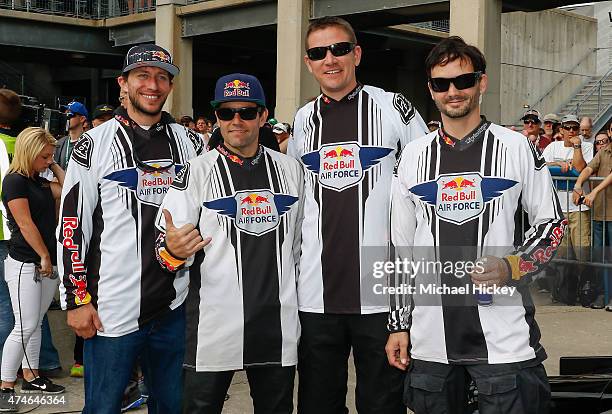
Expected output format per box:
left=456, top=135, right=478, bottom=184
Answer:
left=438, top=116, right=491, bottom=152
left=321, top=83, right=363, bottom=105
left=216, top=143, right=264, bottom=171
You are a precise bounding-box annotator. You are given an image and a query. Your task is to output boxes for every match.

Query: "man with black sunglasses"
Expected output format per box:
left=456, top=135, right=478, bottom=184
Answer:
left=156, top=73, right=304, bottom=413
left=542, top=115, right=592, bottom=303
left=387, top=36, right=565, bottom=414
left=289, top=16, right=427, bottom=414
left=54, top=101, right=89, bottom=171
left=57, top=44, right=203, bottom=413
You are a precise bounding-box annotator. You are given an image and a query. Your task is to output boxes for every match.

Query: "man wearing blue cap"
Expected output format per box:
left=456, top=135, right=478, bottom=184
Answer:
left=54, top=101, right=89, bottom=171
left=156, top=73, right=304, bottom=413
left=57, top=44, right=203, bottom=414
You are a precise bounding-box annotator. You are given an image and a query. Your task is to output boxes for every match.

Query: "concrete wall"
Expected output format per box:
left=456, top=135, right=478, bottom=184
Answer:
left=500, top=9, right=597, bottom=125
left=593, top=1, right=612, bottom=76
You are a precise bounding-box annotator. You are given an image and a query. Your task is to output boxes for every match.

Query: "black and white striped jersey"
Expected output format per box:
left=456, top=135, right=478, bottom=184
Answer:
left=156, top=145, right=304, bottom=371
left=57, top=109, right=202, bottom=337
left=288, top=84, right=427, bottom=314
left=389, top=120, right=566, bottom=365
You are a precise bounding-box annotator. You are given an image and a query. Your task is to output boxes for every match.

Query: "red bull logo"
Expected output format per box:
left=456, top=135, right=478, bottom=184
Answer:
left=224, top=79, right=249, bottom=89
left=69, top=274, right=91, bottom=305
left=441, top=177, right=476, bottom=192
left=238, top=192, right=275, bottom=224
left=240, top=193, right=270, bottom=205
left=323, top=146, right=354, bottom=159
left=151, top=50, right=170, bottom=63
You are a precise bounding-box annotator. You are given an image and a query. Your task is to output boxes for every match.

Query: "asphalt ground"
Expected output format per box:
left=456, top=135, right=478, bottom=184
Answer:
left=13, top=286, right=611, bottom=413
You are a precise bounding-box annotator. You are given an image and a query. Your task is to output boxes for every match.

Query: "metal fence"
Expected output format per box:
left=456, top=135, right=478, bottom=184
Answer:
left=534, top=175, right=611, bottom=304
left=409, top=20, right=450, bottom=33
left=0, top=0, right=155, bottom=18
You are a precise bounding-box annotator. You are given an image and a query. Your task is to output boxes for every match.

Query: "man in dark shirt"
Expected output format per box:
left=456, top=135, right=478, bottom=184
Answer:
left=54, top=101, right=89, bottom=170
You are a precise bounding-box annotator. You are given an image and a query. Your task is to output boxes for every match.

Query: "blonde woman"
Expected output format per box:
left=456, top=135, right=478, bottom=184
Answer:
left=0, top=127, right=65, bottom=411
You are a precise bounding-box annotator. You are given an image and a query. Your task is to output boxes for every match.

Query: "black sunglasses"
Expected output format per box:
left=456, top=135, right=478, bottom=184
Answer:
left=306, top=42, right=355, bottom=61
left=563, top=125, right=579, bottom=132
left=596, top=139, right=609, bottom=145
left=523, top=119, right=540, bottom=125
left=429, top=71, right=483, bottom=93
left=216, top=107, right=262, bottom=121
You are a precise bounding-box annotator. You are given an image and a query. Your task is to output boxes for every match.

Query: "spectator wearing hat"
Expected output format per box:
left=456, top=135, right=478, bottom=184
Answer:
left=573, top=128, right=612, bottom=310
left=180, top=115, right=196, bottom=131
left=542, top=114, right=593, bottom=304
left=427, top=120, right=441, bottom=133
left=542, top=113, right=560, bottom=149
left=521, top=109, right=547, bottom=151
left=91, top=104, right=115, bottom=128
left=273, top=122, right=291, bottom=154
left=54, top=101, right=89, bottom=171
left=580, top=116, right=594, bottom=145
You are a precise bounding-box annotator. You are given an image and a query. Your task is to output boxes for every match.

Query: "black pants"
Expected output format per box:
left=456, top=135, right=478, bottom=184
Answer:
left=297, top=312, right=405, bottom=414
left=404, top=359, right=550, bottom=414
left=183, top=366, right=295, bottom=414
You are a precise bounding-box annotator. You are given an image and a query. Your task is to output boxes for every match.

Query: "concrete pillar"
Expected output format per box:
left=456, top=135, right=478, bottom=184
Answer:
left=450, top=0, right=501, bottom=123
left=275, top=0, right=320, bottom=123
left=156, top=0, right=193, bottom=117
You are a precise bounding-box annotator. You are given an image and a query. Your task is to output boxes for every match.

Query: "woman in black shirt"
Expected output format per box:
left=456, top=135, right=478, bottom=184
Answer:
left=0, top=127, right=65, bottom=405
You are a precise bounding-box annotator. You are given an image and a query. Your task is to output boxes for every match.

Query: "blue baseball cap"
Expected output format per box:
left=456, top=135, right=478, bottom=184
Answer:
left=64, top=101, right=89, bottom=119
left=210, top=73, right=266, bottom=108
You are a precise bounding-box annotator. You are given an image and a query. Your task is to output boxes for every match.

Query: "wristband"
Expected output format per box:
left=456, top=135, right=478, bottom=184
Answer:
left=155, top=233, right=186, bottom=273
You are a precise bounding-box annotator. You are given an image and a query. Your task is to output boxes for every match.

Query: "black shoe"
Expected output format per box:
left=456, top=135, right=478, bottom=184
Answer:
left=21, top=377, right=65, bottom=394
left=0, top=388, right=17, bottom=412
left=590, top=295, right=605, bottom=309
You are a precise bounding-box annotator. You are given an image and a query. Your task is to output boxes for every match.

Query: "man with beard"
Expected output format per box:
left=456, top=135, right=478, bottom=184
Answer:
left=57, top=44, right=203, bottom=413
left=54, top=101, right=88, bottom=170
left=386, top=36, right=565, bottom=413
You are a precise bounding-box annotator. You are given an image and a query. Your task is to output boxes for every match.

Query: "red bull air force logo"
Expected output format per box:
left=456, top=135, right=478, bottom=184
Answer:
left=301, top=142, right=393, bottom=191
left=409, top=172, right=518, bottom=225
left=224, top=79, right=250, bottom=98
left=204, top=189, right=298, bottom=236
left=104, top=160, right=183, bottom=207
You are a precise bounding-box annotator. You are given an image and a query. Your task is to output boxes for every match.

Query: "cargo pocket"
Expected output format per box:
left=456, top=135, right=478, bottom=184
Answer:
left=404, top=372, right=446, bottom=413
left=474, top=374, right=520, bottom=414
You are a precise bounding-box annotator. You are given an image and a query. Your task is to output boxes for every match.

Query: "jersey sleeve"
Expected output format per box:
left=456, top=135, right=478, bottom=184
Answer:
left=505, top=139, right=567, bottom=286
left=155, top=161, right=202, bottom=272
left=57, top=134, right=97, bottom=310
left=291, top=162, right=305, bottom=281
left=388, top=155, right=417, bottom=332
left=391, top=93, right=428, bottom=149
left=287, top=106, right=307, bottom=160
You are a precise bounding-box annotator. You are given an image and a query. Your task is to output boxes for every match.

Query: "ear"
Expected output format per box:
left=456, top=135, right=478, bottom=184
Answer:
left=353, top=45, right=362, bottom=67
left=117, top=75, right=126, bottom=89
left=479, top=73, right=488, bottom=96
left=427, top=82, right=435, bottom=100
left=304, top=55, right=314, bottom=74
left=259, top=108, right=269, bottom=128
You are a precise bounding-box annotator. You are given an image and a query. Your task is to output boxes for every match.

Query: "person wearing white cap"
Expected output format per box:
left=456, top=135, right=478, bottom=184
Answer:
left=542, top=114, right=592, bottom=304
left=272, top=122, right=290, bottom=153
left=542, top=113, right=560, bottom=147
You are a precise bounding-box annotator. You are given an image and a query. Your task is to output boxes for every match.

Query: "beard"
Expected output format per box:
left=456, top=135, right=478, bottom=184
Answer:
left=128, top=89, right=167, bottom=117
left=435, top=90, right=480, bottom=119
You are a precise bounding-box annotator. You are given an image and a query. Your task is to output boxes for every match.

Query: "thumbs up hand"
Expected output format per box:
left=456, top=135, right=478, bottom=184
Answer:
left=163, top=209, right=211, bottom=259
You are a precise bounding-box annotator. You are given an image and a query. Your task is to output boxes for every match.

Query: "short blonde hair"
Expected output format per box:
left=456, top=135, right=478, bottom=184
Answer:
left=8, top=127, right=56, bottom=177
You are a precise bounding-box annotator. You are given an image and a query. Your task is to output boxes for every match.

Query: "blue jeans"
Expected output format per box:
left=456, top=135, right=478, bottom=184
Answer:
left=39, top=314, right=61, bottom=370
left=592, top=220, right=612, bottom=303
left=83, top=305, right=185, bottom=414
left=0, top=241, right=12, bottom=361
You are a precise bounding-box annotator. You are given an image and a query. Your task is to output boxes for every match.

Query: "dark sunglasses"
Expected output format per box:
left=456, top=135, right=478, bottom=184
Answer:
left=563, top=125, right=579, bottom=132
left=429, top=71, right=482, bottom=93
left=216, top=107, right=262, bottom=121
left=596, top=139, right=609, bottom=145
left=306, top=42, right=355, bottom=61
left=523, top=119, right=540, bottom=126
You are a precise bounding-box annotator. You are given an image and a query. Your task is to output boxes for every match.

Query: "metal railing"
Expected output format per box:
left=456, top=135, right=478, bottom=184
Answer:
left=529, top=174, right=612, bottom=304
left=529, top=48, right=597, bottom=114
left=570, top=66, right=612, bottom=120
left=409, top=19, right=450, bottom=33
left=0, top=0, right=155, bottom=18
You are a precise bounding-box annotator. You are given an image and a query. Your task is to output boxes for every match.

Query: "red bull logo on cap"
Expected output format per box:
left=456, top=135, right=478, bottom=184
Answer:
left=224, top=79, right=251, bottom=98
left=151, top=50, right=171, bottom=63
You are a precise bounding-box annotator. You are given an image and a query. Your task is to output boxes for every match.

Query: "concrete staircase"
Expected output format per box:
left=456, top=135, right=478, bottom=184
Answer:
left=557, top=69, right=612, bottom=131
